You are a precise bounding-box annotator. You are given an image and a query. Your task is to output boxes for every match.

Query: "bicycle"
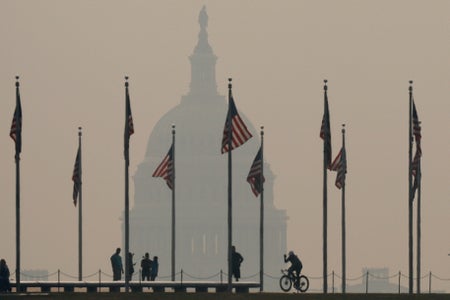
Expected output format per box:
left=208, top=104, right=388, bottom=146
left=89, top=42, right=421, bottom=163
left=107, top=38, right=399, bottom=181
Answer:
left=279, top=269, right=309, bottom=292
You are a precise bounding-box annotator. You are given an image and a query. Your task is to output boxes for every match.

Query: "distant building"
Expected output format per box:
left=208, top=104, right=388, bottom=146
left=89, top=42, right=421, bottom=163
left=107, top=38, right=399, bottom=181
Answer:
left=347, top=267, right=408, bottom=293
left=21, top=269, right=49, bottom=281
left=124, top=6, right=287, bottom=291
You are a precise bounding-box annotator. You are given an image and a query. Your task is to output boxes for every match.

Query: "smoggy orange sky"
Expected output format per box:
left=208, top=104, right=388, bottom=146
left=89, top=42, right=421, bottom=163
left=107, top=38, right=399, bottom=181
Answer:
left=1, top=0, right=450, bottom=292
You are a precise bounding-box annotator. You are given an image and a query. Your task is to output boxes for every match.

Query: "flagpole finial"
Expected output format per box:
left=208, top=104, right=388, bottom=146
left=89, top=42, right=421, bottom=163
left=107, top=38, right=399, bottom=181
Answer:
left=260, top=126, right=264, bottom=136
left=15, top=76, right=20, bottom=87
left=78, top=127, right=82, bottom=136
left=125, top=76, right=129, bottom=87
left=228, top=78, right=232, bottom=89
left=324, top=79, right=328, bottom=91
left=409, top=80, right=413, bottom=92
left=342, top=124, right=346, bottom=134
left=172, top=123, right=175, bottom=134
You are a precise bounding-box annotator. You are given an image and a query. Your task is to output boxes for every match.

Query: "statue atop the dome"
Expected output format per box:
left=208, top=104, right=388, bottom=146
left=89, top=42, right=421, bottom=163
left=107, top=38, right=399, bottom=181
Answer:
left=199, top=5, right=208, bottom=29
left=193, top=5, right=213, bottom=56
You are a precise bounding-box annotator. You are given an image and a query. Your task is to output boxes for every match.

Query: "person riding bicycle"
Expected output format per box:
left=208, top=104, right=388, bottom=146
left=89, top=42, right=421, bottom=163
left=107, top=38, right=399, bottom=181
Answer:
left=284, top=250, right=302, bottom=280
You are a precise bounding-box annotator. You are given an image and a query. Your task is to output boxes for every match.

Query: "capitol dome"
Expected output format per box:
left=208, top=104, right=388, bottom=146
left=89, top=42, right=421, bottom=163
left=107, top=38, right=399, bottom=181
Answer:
left=127, top=6, right=287, bottom=290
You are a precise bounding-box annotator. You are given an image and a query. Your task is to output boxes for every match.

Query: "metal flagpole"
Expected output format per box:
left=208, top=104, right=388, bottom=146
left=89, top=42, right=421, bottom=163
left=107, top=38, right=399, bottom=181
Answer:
left=124, top=76, right=130, bottom=292
left=78, top=127, right=83, bottom=281
left=417, top=160, right=421, bottom=293
left=341, top=124, right=346, bottom=294
left=323, top=80, right=328, bottom=293
left=15, top=147, right=21, bottom=292
left=171, top=124, right=176, bottom=281
left=14, top=76, right=21, bottom=292
left=408, top=81, right=414, bottom=294
left=260, top=126, right=264, bottom=292
left=227, top=78, right=233, bottom=292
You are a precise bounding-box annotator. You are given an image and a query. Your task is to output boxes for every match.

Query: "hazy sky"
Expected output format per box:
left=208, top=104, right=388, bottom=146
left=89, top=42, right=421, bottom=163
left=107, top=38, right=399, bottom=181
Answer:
left=1, top=0, right=450, bottom=291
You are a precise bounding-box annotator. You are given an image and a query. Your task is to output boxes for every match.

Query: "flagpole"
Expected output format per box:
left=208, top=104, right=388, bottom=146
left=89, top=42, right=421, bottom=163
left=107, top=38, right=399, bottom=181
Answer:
left=227, top=78, right=233, bottom=292
left=171, top=124, right=176, bottom=281
left=411, top=100, right=422, bottom=294
left=14, top=76, right=21, bottom=292
left=259, top=126, right=264, bottom=292
left=124, top=76, right=130, bottom=292
left=322, top=79, right=328, bottom=294
left=78, top=127, right=83, bottom=281
left=341, top=124, right=346, bottom=294
left=408, top=80, right=414, bottom=294
left=417, top=161, right=421, bottom=293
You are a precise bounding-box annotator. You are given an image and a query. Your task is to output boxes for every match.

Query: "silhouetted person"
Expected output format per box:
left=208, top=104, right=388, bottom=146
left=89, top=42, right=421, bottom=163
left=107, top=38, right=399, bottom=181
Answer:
left=284, top=250, right=302, bottom=280
left=150, top=256, right=158, bottom=281
left=141, top=253, right=152, bottom=281
left=110, top=248, right=123, bottom=281
left=231, top=246, right=244, bottom=281
left=0, top=259, right=11, bottom=293
left=126, top=252, right=135, bottom=281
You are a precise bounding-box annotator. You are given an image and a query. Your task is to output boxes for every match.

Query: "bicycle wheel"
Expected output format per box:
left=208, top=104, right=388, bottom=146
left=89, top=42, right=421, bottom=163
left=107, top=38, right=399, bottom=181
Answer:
left=297, top=275, right=309, bottom=292
left=279, top=275, right=292, bottom=292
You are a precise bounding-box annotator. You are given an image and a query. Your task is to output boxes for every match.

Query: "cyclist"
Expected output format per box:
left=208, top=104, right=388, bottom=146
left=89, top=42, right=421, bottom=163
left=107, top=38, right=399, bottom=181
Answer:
left=284, top=251, right=303, bottom=281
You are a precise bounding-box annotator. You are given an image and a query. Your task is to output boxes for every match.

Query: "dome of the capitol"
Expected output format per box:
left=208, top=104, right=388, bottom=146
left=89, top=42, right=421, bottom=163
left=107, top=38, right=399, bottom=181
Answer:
left=127, top=6, right=286, bottom=291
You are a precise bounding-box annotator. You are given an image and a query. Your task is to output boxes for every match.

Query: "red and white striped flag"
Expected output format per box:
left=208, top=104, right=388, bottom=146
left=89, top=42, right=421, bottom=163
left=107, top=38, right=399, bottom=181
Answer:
left=72, top=146, right=81, bottom=206
left=10, top=80, right=22, bottom=156
left=153, top=144, right=174, bottom=190
left=330, top=147, right=347, bottom=189
left=412, top=101, right=421, bottom=140
left=221, top=95, right=252, bottom=153
left=320, top=88, right=332, bottom=168
left=124, top=80, right=134, bottom=162
left=247, top=147, right=265, bottom=197
left=411, top=100, right=422, bottom=197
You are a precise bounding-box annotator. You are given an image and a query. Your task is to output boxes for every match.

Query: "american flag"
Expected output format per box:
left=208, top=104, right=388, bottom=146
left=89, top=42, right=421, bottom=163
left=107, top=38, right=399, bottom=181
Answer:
left=320, top=88, right=331, bottom=168
left=412, top=157, right=421, bottom=197
left=330, top=147, right=347, bottom=189
left=10, top=80, right=22, bottom=156
left=153, top=144, right=174, bottom=190
left=124, top=81, right=134, bottom=162
left=412, top=101, right=421, bottom=139
left=411, top=100, right=422, bottom=198
left=411, top=142, right=421, bottom=197
left=412, top=150, right=421, bottom=177
left=72, top=146, right=81, bottom=206
left=221, top=95, right=252, bottom=154
left=412, top=100, right=421, bottom=156
left=247, top=147, right=265, bottom=197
